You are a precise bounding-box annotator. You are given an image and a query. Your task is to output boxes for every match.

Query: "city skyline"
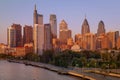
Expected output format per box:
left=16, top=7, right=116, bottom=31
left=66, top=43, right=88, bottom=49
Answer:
left=0, top=0, right=120, bottom=43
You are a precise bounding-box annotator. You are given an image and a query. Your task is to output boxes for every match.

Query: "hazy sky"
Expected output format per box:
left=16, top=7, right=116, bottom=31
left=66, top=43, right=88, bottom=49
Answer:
left=0, top=0, right=120, bottom=43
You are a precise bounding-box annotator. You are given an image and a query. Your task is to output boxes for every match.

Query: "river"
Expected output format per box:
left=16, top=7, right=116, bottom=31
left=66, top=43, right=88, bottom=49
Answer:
left=0, top=60, right=80, bottom=80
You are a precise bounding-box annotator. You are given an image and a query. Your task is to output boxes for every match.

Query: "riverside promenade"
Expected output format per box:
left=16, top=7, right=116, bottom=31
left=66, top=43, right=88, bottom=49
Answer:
left=7, top=60, right=120, bottom=80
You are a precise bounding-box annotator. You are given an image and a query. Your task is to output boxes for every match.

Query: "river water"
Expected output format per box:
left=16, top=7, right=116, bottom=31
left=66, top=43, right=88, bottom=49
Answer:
left=0, top=60, right=80, bottom=80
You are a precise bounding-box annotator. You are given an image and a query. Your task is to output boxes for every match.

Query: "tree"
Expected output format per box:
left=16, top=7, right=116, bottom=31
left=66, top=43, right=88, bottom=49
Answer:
left=89, top=58, right=97, bottom=68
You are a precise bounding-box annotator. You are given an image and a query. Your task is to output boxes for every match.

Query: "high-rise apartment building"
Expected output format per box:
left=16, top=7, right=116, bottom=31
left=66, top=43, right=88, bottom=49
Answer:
left=23, top=25, right=33, bottom=45
left=50, top=14, right=57, bottom=38
left=7, top=26, right=16, bottom=47
left=81, top=18, right=90, bottom=35
left=97, top=20, right=105, bottom=36
left=44, top=24, right=52, bottom=50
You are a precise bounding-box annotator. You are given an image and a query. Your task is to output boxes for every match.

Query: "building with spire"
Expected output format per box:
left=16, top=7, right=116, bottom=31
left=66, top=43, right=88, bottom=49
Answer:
left=97, top=20, right=105, bottom=36
left=33, top=5, right=44, bottom=55
left=33, top=4, right=38, bottom=24
left=33, top=4, right=43, bottom=25
left=81, top=18, right=90, bottom=35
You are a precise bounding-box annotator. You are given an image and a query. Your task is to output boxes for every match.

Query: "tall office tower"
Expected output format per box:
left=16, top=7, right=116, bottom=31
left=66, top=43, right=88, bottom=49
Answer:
left=38, top=14, right=43, bottom=25
left=81, top=18, right=90, bottom=35
left=50, top=14, right=57, bottom=38
left=44, top=24, right=52, bottom=50
left=23, top=25, right=33, bottom=45
left=97, top=20, right=105, bottom=35
left=33, top=24, right=44, bottom=55
left=11, top=24, right=22, bottom=47
left=7, top=26, right=16, bottom=48
left=33, top=4, right=38, bottom=24
left=59, top=20, right=72, bottom=44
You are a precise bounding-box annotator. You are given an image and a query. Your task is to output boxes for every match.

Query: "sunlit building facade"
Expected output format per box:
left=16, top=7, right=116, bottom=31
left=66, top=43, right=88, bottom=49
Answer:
left=7, top=26, right=16, bottom=48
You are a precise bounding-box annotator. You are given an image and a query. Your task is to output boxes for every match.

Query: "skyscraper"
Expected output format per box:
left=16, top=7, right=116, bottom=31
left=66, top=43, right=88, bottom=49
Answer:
left=33, top=4, right=38, bottom=24
left=50, top=14, right=57, bottom=38
left=59, top=20, right=72, bottom=44
left=59, top=20, right=68, bottom=30
left=81, top=18, right=90, bottom=35
left=97, top=20, right=105, bottom=35
left=44, top=24, right=52, bottom=50
left=38, top=14, right=43, bottom=25
left=33, top=4, right=43, bottom=25
left=33, top=4, right=44, bottom=55
left=23, top=25, right=33, bottom=45
left=33, top=24, right=44, bottom=55
left=7, top=26, right=16, bottom=48
left=11, top=24, right=22, bottom=47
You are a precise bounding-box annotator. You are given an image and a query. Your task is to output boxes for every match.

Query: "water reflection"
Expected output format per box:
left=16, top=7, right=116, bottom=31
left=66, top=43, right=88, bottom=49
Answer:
left=0, top=61, right=80, bottom=80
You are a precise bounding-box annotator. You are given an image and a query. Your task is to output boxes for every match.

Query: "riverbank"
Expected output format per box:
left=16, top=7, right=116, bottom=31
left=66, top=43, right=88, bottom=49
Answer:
left=86, top=70, right=120, bottom=78
left=7, top=59, right=95, bottom=80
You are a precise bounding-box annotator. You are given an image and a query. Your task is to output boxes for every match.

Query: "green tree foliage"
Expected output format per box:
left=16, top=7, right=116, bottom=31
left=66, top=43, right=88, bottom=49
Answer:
left=24, top=53, right=40, bottom=62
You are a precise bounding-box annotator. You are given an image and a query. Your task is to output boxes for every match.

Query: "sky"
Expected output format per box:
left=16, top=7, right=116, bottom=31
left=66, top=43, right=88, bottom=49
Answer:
left=0, top=0, right=120, bottom=44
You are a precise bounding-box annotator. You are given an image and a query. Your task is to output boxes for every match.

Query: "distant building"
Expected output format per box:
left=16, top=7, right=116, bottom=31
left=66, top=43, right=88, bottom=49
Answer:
left=59, top=20, right=68, bottom=30
left=101, top=35, right=110, bottom=49
left=117, top=37, right=120, bottom=49
left=33, top=4, right=43, bottom=25
left=38, top=14, right=43, bottom=25
left=7, top=26, right=16, bottom=47
left=33, top=5, right=44, bottom=55
left=11, top=24, right=22, bottom=47
left=33, top=24, right=44, bottom=55
left=44, top=24, right=52, bottom=50
left=83, top=33, right=95, bottom=50
left=50, top=14, right=57, bottom=38
left=23, top=25, right=33, bottom=45
left=71, top=44, right=81, bottom=52
left=74, top=34, right=83, bottom=48
left=107, top=31, right=119, bottom=49
left=97, top=20, right=105, bottom=36
left=67, top=38, right=74, bottom=47
left=59, top=20, right=72, bottom=44
left=81, top=18, right=90, bottom=35
left=0, top=43, right=7, bottom=54
left=96, top=34, right=103, bottom=49
left=33, top=4, right=38, bottom=24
